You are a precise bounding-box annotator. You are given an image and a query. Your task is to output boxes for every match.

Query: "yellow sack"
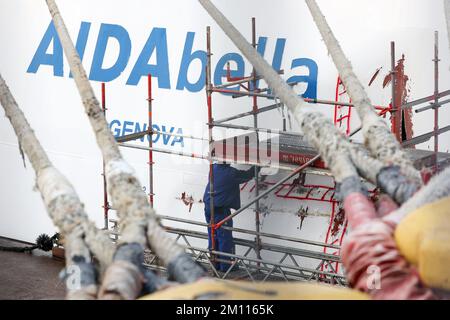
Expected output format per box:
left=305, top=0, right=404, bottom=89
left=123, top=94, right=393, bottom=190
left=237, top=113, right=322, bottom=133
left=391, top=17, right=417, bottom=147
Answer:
left=395, top=196, right=450, bottom=291
left=141, top=278, right=368, bottom=300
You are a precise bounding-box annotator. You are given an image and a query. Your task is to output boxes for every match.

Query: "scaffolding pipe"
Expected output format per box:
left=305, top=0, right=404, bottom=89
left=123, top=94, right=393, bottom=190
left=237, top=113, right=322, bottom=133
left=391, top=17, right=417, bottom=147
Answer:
left=401, top=125, right=450, bottom=148
left=208, top=94, right=390, bottom=122
left=304, top=97, right=388, bottom=110
left=143, top=257, right=345, bottom=283
left=251, top=17, right=262, bottom=263
left=206, top=25, right=216, bottom=262
left=148, top=74, right=154, bottom=207
left=304, top=0, right=422, bottom=185
left=101, top=83, right=109, bottom=230
left=156, top=215, right=341, bottom=249
left=111, top=216, right=347, bottom=282
left=116, top=127, right=207, bottom=143
left=214, top=75, right=260, bottom=89
left=211, top=87, right=275, bottom=99
left=163, top=244, right=346, bottom=281
left=213, top=70, right=283, bottom=89
left=213, top=102, right=282, bottom=124
left=212, top=120, right=358, bottom=140
left=119, top=143, right=207, bottom=160
left=433, top=31, right=440, bottom=172
left=401, top=89, right=450, bottom=109
left=391, top=42, right=401, bottom=142
left=415, top=98, right=450, bottom=113
left=214, top=86, right=391, bottom=110
left=112, top=214, right=342, bottom=251
left=211, top=121, right=368, bottom=145
left=118, top=142, right=316, bottom=173
left=164, top=227, right=341, bottom=263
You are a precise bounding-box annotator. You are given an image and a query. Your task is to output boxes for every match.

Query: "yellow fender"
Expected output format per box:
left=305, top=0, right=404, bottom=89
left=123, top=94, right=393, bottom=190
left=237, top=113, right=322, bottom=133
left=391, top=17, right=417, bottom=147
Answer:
left=140, top=279, right=368, bottom=300
left=395, top=196, right=450, bottom=291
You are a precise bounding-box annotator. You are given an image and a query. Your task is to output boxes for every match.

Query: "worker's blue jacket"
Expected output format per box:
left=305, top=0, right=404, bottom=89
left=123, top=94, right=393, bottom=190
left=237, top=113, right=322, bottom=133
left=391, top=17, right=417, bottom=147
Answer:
left=203, top=164, right=256, bottom=211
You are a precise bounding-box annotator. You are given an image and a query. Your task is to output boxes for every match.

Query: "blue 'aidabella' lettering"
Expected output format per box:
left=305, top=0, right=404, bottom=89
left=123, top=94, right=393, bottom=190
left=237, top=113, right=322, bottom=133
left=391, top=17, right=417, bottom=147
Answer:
left=27, top=21, right=63, bottom=77
left=89, top=23, right=131, bottom=82
left=27, top=20, right=318, bottom=99
left=126, top=27, right=170, bottom=88
left=287, top=58, right=318, bottom=99
left=214, top=53, right=244, bottom=93
left=69, top=22, right=91, bottom=78
left=176, top=32, right=206, bottom=92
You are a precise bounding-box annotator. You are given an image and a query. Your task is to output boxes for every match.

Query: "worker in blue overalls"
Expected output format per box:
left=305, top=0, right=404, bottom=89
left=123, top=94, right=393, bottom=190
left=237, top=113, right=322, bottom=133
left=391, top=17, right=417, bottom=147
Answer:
left=203, top=162, right=258, bottom=272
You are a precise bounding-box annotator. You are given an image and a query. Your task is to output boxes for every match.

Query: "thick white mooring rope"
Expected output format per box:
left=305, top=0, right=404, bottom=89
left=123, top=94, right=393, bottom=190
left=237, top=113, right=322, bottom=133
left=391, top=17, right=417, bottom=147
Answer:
left=46, top=0, right=208, bottom=299
left=304, top=0, right=422, bottom=185
left=0, top=73, right=114, bottom=299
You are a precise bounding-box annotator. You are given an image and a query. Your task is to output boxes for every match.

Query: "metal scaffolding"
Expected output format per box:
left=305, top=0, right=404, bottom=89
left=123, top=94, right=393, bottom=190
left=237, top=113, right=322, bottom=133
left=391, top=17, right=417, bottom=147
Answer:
left=100, top=26, right=450, bottom=284
left=399, top=32, right=450, bottom=174
left=201, top=18, right=352, bottom=277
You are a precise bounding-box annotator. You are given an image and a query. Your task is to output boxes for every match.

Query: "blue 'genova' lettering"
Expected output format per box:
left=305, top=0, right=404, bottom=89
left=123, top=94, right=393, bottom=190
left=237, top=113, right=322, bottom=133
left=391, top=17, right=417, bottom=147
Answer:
left=108, top=119, right=183, bottom=147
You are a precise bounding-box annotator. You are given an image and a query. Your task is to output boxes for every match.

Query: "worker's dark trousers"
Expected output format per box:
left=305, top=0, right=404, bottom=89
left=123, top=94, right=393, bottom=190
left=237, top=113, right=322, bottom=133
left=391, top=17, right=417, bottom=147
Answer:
left=204, top=207, right=235, bottom=272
